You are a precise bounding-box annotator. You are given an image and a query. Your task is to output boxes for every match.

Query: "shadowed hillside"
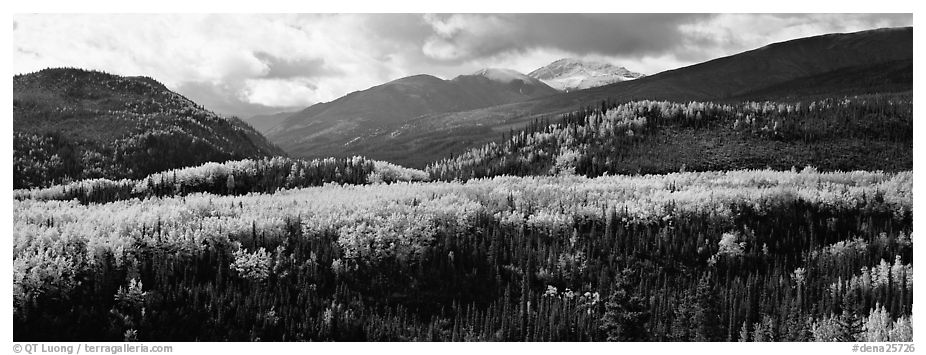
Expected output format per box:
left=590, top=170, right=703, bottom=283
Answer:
left=13, top=68, right=284, bottom=188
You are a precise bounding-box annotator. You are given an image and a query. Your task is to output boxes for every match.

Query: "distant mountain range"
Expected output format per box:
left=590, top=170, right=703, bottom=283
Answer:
left=13, top=68, right=282, bottom=188
left=259, top=68, right=559, bottom=161
left=528, top=58, right=644, bottom=92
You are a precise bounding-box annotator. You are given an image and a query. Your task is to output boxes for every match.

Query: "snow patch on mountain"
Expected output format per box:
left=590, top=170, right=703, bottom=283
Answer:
left=528, top=58, right=644, bottom=92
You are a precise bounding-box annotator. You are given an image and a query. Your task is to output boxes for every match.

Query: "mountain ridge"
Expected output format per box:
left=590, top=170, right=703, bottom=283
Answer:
left=13, top=67, right=284, bottom=188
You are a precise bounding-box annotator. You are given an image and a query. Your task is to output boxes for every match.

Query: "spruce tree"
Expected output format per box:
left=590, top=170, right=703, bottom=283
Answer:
left=600, top=269, right=650, bottom=341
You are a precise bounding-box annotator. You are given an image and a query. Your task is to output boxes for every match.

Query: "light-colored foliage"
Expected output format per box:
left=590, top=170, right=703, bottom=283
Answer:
left=13, top=168, right=912, bottom=313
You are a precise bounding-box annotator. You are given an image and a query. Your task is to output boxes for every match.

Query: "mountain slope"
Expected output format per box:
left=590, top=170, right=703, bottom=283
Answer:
left=267, top=70, right=559, bottom=161
left=13, top=68, right=284, bottom=188
left=729, top=59, right=913, bottom=101
left=528, top=58, right=644, bottom=92
left=547, top=26, right=913, bottom=105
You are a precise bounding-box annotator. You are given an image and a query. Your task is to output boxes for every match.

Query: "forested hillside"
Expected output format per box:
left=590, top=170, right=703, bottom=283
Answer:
left=14, top=156, right=429, bottom=204
left=427, top=94, right=912, bottom=181
left=14, top=68, right=284, bottom=189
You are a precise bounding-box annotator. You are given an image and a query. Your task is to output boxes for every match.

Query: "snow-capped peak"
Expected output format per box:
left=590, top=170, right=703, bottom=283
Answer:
left=528, top=58, right=644, bottom=92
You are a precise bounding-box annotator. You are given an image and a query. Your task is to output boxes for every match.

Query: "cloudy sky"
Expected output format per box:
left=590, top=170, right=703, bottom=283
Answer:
left=13, top=13, right=911, bottom=118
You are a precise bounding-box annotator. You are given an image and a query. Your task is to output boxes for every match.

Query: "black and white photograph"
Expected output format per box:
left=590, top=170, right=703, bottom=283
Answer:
left=8, top=4, right=918, bottom=352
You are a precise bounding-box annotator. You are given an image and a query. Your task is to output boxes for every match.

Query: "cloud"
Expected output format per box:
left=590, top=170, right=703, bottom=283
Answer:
left=253, top=52, right=340, bottom=79
left=173, top=81, right=303, bottom=118
left=417, top=14, right=713, bottom=62
left=241, top=78, right=320, bottom=107
left=13, top=13, right=912, bottom=118
left=414, top=13, right=912, bottom=73
left=421, top=14, right=519, bottom=61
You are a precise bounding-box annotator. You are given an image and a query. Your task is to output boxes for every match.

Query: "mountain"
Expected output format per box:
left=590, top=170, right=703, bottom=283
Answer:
left=528, top=58, right=644, bottom=92
left=266, top=69, right=559, bottom=162
left=13, top=68, right=284, bottom=189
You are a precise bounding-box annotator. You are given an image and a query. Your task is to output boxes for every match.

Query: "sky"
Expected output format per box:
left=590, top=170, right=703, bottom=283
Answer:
left=13, top=13, right=912, bottom=118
